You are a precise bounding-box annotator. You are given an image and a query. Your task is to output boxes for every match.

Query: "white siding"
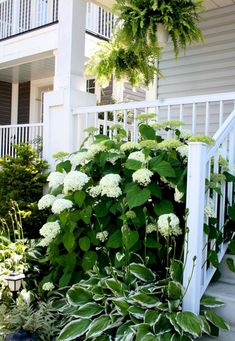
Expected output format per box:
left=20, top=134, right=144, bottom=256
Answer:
left=158, top=5, right=235, bottom=99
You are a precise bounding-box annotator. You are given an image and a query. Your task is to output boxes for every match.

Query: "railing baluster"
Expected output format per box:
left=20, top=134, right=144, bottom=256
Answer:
left=192, top=103, right=196, bottom=134
left=219, top=101, right=224, bottom=127
left=205, top=102, right=209, bottom=136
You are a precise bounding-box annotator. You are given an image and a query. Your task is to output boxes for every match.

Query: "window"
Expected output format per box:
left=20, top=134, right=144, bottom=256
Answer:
left=86, top=79, right=96, bottom=94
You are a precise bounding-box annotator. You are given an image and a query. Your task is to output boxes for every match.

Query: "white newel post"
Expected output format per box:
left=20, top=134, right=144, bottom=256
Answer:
left=43, top=0, right=96, bottom=167
left=183, top=142, right=207, bottom=314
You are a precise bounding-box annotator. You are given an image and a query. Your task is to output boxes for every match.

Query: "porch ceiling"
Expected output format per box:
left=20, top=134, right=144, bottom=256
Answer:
left=91, top=0, right=235, bottom=11
left=0, top=57, right=55, bottom=83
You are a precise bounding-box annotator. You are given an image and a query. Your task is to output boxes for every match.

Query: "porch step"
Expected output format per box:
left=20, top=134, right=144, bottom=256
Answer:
left=205, top=281, right=235, bottom=326
left=218, top=254, right=235, bottom=285
left=200, top=327, right=235, bottom=341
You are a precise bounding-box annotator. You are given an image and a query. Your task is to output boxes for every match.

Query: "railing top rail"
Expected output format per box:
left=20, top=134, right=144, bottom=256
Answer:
left=207, top=110, right=235, bottom=160
left=73, top=92, right=235, bottom=114
left=0, top=123, right=44, bottom=129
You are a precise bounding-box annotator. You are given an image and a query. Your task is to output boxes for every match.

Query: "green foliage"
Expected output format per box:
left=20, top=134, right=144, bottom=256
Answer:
left=86, top=0, right=204, bottom=87
left=0, top=144, right=49, bottom=238
left=57, top=262, right=227, bottom=341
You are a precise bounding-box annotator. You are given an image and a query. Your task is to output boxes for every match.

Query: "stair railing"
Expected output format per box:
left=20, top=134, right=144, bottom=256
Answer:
left=183, top=110, right=235, bottom=314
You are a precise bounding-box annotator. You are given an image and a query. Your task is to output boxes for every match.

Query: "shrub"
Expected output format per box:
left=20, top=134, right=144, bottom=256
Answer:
left=38, top=121, right=194, bottom=287
left=0, top=144, right=49, bottom=238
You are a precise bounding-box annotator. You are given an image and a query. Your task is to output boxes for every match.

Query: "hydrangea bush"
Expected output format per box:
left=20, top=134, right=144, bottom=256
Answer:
left=38, top=122, right=199, bottom=287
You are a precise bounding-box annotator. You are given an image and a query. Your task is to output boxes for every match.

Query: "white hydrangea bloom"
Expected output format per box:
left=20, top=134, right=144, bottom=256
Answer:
left=38, top=194, right=56, bottom=210
left=128, top=151, right=151, bottom=164
left=100, top=174, right=121, bottom=187
left=177, top=145, right=189, bottom=160
left=106, top=149, right=123, bottom=165
left=87, top=142, right=107, bottom=159
left=64, top=171, right=90, bottom=194
left=42, top=282, right=55, bottom=291
left=205, top=198, right=216, bottom=218
left=98, top=174, right=122, bottom=198
left=160, top=177, right=175, bottom=189
left=179, top=129, right=192, bottom=139
left=146, top=223, right=158, bottom=234
left=69, top=152, right=88, bottom=169
left=47, top=172, right=65, bottom=189
left=157, top=213, right=181, bottom=238
left=96, top=231, right=109, bottom=242
left=101, top=185, right=122, bottom=198
left=174, top=188, right=184, bottom=203
left=87, top=185, right=102, bottom=198
left=132, top=168, right=153, bottom=186
left=120, top=142, right=141, bottom=152
left=51, top=198, right=73, bottom=214
left=39, top=221, right=61, bottom=247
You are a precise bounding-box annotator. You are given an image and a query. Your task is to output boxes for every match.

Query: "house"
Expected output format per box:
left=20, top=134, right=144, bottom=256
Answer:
left=0, top=0, right=234, bottom=337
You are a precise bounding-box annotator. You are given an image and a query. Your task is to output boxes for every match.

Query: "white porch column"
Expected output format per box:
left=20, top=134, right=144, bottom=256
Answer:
left=11, top=83, right=19, bottom=125
left=44, top=0, right=96, bottom=167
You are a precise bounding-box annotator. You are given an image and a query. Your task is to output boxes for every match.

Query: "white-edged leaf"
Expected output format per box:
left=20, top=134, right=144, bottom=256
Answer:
left=204, top=310, right=230, bottom=331
left=176, top=312, right=202, bottom=338
left=57, top=319, right=91, bottom=341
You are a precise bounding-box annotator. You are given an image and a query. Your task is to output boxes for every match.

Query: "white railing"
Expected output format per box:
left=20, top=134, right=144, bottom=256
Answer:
left=0, top=123, right=43, bottom=157
left=0, top=0, right=58, bottom=40
left=73, top=92, right=235, bottom=314
left=183, top=110, right=235, bottom=314
left=86, top=2, right=116, bottom=39
left=73, top=92, right=235, bottom=146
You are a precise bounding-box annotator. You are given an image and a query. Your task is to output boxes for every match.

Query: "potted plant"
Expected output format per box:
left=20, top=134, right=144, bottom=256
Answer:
left=86, top=0, right=204, bottom=88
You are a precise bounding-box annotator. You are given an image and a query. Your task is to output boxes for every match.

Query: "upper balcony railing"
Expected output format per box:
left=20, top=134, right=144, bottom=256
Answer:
left=0, top=0, right=116, bottom=41
left=86, top=2, right=116, bottom=40
left=0, top=0, right=59, bottom=40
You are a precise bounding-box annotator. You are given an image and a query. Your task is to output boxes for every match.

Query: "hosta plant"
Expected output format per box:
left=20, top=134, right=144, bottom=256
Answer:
left=57, top=261, right=229, bottom=341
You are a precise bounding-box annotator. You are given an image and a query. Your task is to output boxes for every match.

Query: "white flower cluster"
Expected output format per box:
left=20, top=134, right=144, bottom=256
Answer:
left=146, top=223, right=158, bottom=234
left=157, top=213, right=182, bottom=238
left=38, top=194, right=56, bottom=210
left=69, top=152, right=88, bottom=169
left=132, top=168, right=153, bottom=186
left=96, top=231, right=109, bottom=242
left=205, top=198, right=216, bottom=218
left=177, top=145, right=189, bottom=160
left=64, top=171, right=90, bottom=194
left=160, top=177, right=175, bottom=189
left=179, top=129, right=192, bottom=140
left=100, top=174, right=122, bottom=198
left=51, top=199, right=73, bottom=214
left=88, top=186, right=102, bottom=198
left=39, top=221, right=61, bottom=247
left=106, top=149, right=123, bottom=165
left=87, top=142, right=107, bottom=159
left=174, top=188, right=184, bottom=203
left=128, top=151, right=151, bottom=164
left=47, top=172, right=65, bottom=190
left=42, top=282, right=55, bottom=291
left=88, top=174, right=122, bottom=198
left=120, top=142, right=141, bottom=152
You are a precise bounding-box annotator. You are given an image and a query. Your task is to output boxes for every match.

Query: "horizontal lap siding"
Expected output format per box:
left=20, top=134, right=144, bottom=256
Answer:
left=100, top=79, right=113, bottom=105
left=123, top=83, right=146, bottom=102
left=158, top=5, right=235, bottom=99
left=0, top=81, right=12, bottom=125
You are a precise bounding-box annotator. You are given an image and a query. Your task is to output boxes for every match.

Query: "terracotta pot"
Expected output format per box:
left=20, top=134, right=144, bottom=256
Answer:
left=157, top=23, right=169, bottom=48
